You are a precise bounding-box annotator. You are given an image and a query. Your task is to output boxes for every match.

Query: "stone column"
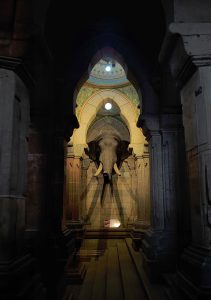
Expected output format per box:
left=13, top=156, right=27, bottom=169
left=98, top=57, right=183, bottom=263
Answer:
left=124, top=156, right=137, bottom=227
left=80, top=156, right=91, bottom=223
left=64, top=148, right=85, bottom=260
left=25, top=127, right=48, bottom=242
left=51, top=134, right=67, bottom=234
left=0, top=67, right=44, bottom=298
left=133, top=153, right=150, bottom=225
left=131, top=149, right=150, bottom=250
left=142, top=151, right=150, bottom=226
left=65, top=151, right=82, bottom=226
left=148, top=130, right=164, bottom=228
left=178, top=66, right=211, bottom=297
left=141, top=127, right=166, bottom=280
left=62, top=142, right=68, bottom=230
left=160, top=23, right=211, bottom=298
left=0, top=69, right=27, bottom=261
left=135, top=149, right=150, bottom=227
left=139, top=115, right=180, bottom=280
left=161, top=115, right=180, bottom=232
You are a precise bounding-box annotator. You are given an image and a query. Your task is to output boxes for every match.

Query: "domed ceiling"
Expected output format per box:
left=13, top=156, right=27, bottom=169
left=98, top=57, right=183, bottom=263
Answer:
left=75, top=57, right=141, bottom=118
left=87, top=59, right=129, bottom=86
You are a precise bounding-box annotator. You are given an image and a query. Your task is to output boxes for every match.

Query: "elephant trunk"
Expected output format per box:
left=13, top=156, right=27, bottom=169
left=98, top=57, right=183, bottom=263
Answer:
left=99, top=149, right=117, bottom=181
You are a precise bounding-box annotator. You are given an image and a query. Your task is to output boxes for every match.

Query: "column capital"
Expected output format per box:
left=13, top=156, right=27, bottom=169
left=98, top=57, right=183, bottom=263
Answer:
left=160, top=113, right=183, bottom=130
left=137, top=114, right=160, bottom=140
left=0, top=56, right=34, bottom=89
left=159, top=22, right=211, bottom=88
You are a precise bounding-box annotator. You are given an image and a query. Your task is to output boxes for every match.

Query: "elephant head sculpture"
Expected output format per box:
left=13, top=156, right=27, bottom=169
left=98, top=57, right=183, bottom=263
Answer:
left=85, top=116, right=131, bottom=183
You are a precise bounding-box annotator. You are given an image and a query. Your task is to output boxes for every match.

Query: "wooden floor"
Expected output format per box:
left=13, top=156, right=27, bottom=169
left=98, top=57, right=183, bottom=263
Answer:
left=63, top=238, right=167, bottom=300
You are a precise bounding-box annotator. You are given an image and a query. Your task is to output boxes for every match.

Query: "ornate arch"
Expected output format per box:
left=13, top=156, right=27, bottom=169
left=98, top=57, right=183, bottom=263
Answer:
left=71, top=89, right=145, bottom=156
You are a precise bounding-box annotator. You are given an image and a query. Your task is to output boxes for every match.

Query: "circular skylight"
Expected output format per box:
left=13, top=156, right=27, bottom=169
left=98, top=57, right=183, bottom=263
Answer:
left=105, top=102, right=112, bottom=110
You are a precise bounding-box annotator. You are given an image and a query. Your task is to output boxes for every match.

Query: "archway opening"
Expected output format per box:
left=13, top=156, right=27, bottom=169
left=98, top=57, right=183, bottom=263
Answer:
left=63, top=49, right=150, bottom=231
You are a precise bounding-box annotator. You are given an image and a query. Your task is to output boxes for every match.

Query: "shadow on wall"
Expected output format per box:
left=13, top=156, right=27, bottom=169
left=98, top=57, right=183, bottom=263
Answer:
left=82, top=169, right=139, bottom=228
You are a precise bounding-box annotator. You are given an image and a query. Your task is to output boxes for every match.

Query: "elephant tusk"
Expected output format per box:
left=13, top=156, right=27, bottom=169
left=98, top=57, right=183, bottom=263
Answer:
left=94, top=163, right=103, bottom=176
left=114, top=163, right=121, bottom=176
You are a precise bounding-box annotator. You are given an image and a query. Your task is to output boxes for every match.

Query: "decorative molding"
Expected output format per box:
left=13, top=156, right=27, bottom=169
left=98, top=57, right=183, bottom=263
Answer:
left=85, top=80, right=130, bottom=89
left=0, top=56, right=35, bottom=88
left=0, top=195, right=25, bottom=199
left=76, top=83, right=140, bottom=114
left=137, top=114, right=160, bottom=140
left=159, top=22, right=211, bottom=88
left=174, top=54, right=211, bottom=89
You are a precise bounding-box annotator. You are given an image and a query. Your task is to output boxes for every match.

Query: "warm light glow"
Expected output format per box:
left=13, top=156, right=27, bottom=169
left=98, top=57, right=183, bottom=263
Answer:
left=105, top=102, right=112, bottom=110
left=104, top=219, right=121, bottom=228
left=105, top=65, right=111, bottom=72
left=112, top=220, right=121, bottom=228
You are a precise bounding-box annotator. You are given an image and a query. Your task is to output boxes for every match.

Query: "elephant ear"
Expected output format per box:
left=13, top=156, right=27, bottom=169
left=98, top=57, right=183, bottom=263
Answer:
left=116, top=141, right=132, bottom=163
left=86, top=141, right=101, bottom=162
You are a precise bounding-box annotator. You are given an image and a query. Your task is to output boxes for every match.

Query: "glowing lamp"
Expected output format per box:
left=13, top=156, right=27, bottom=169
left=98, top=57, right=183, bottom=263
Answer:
left=111, top=220, right=121, bottom=228
left=105, top=102, right=112, bottom=110
left=104, top=219, right=121, bottom=228
left=105, top=65, right=111, bottom=72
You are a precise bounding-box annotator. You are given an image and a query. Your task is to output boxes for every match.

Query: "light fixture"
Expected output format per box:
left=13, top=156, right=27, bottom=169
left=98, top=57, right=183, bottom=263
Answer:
left=110, top=219, right=121, bottom=228
left=105, top=65, right=111, bottom=72
left=105, top=102, right=112, bottom=110
left=104, top=219, right=121, bottom=228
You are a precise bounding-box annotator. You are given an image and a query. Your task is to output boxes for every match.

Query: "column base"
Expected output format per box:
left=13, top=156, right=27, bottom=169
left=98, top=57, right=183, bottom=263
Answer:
left=131, top=220, right=149, bottom=250
left=34, top=231, right=74, bottom=300
left=64, top=254, right=87, bottom=284
left=63, top=228, right=76, bottom=255
left=176, top=245, right=211, bottom=299
left=66, top=219, right=84, bottom=230
left=65, top=220, right=85, bottom=253
left=0, top=254, right=46, bottom=300
left=142, top=229, right=178, bottom=282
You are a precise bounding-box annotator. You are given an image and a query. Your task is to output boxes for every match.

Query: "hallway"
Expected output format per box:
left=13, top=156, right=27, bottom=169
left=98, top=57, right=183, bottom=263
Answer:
left=1, top=2, right=211, bottom=299
left=63, top=237, right=167, bottom=300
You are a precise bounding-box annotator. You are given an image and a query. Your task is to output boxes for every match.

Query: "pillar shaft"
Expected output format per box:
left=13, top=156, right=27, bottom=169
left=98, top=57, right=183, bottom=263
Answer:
left=181, top=66, right=211, bottom=248
left=0, top=69, right=29, bottom=261
left=160, top=24, right=211, bottom=297
left=0, top=66, right=45, bottom=299
left=177, top=67, right=211, bottom=294
left=140, top=115, right=183, bottom=279
left=149, top=131, right=165, bottom=230
left=66, top=156, right=82, bottom=222
left=25, top=128, right=48, bottom=239
left=136, top=153, right=150, bottom=225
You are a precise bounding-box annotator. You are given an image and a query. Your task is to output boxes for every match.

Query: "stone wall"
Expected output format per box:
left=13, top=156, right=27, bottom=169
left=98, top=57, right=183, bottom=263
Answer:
left=80, top=154, right=150, bottom=228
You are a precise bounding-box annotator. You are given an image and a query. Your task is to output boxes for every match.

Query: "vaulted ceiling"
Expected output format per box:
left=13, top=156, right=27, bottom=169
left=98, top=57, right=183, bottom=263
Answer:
left=45, top=0, right=166, bottom=81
